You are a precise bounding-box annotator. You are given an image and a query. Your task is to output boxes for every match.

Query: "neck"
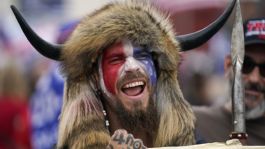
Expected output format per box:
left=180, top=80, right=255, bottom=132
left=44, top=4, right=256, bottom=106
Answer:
left=106, top=104, right=155, bottom=147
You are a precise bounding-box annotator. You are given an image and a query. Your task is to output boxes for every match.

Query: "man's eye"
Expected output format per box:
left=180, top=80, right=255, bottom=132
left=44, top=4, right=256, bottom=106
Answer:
left=136, top=53, right=150, bottom=60
left=109, top=57, right=124, bottom=64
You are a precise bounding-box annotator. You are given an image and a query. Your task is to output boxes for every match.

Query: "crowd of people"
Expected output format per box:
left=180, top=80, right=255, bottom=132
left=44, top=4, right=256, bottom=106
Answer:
left=1, top=0, right=265, bottom=148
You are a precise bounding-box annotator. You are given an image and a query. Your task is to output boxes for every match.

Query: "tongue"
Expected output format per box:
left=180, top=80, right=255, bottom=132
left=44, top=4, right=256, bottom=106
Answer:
left=123, top=86, right=142, bottom=96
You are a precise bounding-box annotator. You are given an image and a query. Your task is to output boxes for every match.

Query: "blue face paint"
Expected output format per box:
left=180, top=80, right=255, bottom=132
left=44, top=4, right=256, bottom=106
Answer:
left=133, top=47, right=157, bottom=86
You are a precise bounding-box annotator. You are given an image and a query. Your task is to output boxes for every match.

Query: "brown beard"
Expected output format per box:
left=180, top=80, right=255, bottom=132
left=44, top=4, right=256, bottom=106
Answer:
left=114, top=97, right=158, bottom=135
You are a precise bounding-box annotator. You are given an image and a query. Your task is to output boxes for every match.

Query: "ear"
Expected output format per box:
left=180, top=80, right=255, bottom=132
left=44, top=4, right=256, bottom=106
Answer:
left=224, top=55, right=232, bottom=72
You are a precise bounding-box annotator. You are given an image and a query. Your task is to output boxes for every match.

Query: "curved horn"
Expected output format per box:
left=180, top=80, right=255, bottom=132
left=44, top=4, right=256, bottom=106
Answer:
left=11, top=5, right=62, bottom=60
left=177, top=0, right=236, bottom=51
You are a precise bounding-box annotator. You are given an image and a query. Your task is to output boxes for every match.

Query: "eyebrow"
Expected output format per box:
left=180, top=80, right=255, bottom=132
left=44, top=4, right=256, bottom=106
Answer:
left=104, top=47, right=124, bottom=59
left=133, top=46, right=150, bottom=54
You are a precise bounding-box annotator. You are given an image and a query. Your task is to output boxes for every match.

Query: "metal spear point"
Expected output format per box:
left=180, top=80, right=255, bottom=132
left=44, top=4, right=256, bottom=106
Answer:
left=229, top=0, right=248, bottom=143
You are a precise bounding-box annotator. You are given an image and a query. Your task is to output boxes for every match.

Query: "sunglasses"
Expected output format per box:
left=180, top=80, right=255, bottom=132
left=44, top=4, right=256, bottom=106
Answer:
left=242, top=56, right=265, bottom=77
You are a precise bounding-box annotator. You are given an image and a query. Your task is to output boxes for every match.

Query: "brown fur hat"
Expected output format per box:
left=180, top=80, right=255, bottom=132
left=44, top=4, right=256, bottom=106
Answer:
left=61, top=0, right=180, bottom=80
left=12, top=0, right=237, bottom=147
left=57, top=0, right=196, bottom=147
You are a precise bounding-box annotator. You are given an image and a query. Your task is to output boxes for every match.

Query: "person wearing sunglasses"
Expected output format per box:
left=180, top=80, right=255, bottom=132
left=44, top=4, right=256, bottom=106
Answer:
left=193, top=18, right=265, bottom=145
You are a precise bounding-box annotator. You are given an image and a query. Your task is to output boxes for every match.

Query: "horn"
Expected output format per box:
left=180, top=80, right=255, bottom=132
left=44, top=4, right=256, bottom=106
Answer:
left=11, top=5, right=62, bottom=60
left=177, top=0, right=236, bottom=51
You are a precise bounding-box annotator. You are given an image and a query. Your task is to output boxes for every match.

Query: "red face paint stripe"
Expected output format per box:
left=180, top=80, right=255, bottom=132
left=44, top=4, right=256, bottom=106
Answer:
left=102, top=42, right=125, bottom=94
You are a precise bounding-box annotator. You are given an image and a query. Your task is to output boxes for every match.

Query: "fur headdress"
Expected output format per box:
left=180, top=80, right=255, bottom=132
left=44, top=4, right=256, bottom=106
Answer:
left=11, top=0, right=236, bottom=148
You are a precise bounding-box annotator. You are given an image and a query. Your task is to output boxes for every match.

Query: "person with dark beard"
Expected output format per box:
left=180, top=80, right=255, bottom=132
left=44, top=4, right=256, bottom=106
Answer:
left=194, top=18, right=265, bottom=145
left=11, top=0, right=236, bottom=148
left=98, top=40, right=159, bottom=147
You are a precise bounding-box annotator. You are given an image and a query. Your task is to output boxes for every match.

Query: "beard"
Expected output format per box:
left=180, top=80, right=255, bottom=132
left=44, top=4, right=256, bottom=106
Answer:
left=102, top=69, right=158, bottom=134
left=245, top=100, right=265, bottom=120
left=244, top=81, right=265, bottom=119
left=114, top=97, right=158, bottom=134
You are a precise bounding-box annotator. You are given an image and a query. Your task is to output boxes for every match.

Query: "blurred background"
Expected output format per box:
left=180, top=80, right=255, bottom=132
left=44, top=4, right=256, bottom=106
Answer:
left=0, top=0, right=265, bottom=148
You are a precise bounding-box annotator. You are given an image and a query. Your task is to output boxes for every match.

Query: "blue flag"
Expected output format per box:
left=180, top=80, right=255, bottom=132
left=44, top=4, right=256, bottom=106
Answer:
left=30, top=64, right=64, bottom=149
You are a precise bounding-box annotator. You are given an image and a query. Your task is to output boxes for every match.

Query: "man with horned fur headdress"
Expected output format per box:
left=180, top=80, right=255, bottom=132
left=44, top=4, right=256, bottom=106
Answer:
left=11, top=0, right=236, bottom=148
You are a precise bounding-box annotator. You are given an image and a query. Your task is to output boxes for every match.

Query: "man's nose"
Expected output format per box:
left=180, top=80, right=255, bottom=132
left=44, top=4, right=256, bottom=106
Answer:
left=248, top=66, right=262, bottom=83
left=124, top=57, right=140, bottom=72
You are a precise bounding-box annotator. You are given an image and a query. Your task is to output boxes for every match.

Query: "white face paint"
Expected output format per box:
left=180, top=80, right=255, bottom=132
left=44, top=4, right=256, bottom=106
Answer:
left=98, top=40, right=157, bottom=111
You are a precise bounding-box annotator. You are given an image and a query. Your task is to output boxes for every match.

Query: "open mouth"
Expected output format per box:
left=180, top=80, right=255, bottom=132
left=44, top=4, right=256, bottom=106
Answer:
left=121, top=80, right=146, bottom=96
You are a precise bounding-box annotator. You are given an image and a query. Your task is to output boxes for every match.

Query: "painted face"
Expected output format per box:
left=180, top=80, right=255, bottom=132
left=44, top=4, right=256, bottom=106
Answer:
left=99, top=40, right=157, bottom=111
left=242, top=45, right=265, bottom=119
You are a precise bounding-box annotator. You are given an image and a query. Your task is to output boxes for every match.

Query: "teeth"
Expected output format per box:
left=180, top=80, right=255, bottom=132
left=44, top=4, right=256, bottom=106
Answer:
left=124, top=81, right=144, bottom=88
